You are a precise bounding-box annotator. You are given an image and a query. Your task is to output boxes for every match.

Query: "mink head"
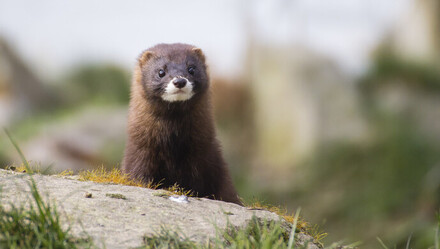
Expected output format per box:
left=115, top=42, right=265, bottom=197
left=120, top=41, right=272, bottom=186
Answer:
left=138, top=43, right=209, bottom=104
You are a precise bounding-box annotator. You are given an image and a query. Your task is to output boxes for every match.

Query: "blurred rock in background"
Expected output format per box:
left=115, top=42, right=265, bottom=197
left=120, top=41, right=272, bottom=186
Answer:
left=248, top=43, right=368, bottom=171
left=0, top=38, right=58, bottom=126
left=381, top=0, right=439, bottom=63
left=0, top=37, right=130, bottom=172
left=363, top=0, right=440, bottom=141
left=21, top=107, right=127, bottom=172
left=292, top=0, right=440, bottom=247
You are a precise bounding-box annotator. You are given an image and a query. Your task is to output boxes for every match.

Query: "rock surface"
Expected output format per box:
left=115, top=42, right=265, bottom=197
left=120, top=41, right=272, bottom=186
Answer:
left=0, top=169, right=319, bottom=249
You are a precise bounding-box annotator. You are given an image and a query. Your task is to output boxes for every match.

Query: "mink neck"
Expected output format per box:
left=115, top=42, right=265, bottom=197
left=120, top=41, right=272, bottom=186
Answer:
left=128, top=78, right=215, bottom=143
left=148, top=97, right=200, bottom=120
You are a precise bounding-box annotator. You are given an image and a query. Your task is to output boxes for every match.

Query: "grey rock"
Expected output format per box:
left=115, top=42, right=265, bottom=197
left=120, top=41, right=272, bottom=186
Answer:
left=0, top=169, right=319, bottom=249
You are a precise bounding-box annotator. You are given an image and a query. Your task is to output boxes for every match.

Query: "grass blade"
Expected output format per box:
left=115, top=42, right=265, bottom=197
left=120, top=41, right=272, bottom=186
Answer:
left=287, top=207, right=301, bottom=249
left=3, top=128, right=32, bottom=173
left=377, top=237, right=389, bottom=249
left=435, top=225, right=439, bottom=249
left=405, top=232, right=412, bottom=249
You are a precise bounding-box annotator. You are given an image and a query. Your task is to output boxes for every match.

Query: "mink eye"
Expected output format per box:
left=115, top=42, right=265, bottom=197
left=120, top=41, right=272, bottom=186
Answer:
left=187, top=66, right=195, bottom=75
left=158, top=69, right=166, bottom=78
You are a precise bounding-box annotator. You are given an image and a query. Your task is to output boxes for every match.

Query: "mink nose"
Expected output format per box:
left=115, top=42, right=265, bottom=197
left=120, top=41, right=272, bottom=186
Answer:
left=173, top=78, right=187, bottom=89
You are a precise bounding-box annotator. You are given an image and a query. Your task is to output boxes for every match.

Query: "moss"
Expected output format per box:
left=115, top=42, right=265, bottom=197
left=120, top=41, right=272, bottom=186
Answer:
left=78, top=166, right=148, bottom=188
left=105, top=193, right=127, bottom=200
left=77, top=167, right=195, bottom=198
left=60, top=64, right=131, bottom=105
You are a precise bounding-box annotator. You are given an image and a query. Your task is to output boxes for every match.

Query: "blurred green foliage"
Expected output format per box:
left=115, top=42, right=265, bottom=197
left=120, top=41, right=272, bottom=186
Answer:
left=312, top=118, right=437, bottom=217
left=0, top=64, right=130, bottom=171
left=361, top=50, right=440, bottom=93
left=283, top=51, right=440, bottom=248
left=287, top=114, right=440, bottom=248
left=60, top=64, right=130, bottom=105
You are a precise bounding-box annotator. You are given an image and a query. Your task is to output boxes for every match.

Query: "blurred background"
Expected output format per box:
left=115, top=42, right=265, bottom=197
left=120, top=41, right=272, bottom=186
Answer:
left=1, top=0, right=439, bottom=247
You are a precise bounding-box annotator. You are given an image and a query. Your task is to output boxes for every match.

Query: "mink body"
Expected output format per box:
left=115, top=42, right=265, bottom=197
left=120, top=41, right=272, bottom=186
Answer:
left=122, top=43, right=241, bottom=205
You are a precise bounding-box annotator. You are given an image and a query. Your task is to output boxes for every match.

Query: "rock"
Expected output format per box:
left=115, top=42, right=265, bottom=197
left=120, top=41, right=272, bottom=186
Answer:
left=0, top=169, right=319, bottom=249
left=0, top=38, right=58, bottom=126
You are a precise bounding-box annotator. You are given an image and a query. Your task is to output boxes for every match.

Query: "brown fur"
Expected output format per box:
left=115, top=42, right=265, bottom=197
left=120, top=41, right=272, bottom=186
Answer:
left=122, top=43, right=242, bottom=205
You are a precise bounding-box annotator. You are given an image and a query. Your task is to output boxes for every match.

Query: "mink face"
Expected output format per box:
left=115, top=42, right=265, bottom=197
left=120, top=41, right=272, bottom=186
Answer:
left=139, top=43, right=209, bottom=104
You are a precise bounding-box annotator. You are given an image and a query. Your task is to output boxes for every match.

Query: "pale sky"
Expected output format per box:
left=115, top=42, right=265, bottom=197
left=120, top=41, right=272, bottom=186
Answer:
left=0, top=0, right=412, bottom=80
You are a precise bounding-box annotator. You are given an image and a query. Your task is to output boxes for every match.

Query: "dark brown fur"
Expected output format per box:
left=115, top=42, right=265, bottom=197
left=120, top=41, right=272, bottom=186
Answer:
left=122, top=43, right=242, bottom=205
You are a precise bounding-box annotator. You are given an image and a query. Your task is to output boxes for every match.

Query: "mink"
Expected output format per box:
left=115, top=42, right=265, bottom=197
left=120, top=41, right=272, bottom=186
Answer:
left=122, top=43, right=242, bottom=205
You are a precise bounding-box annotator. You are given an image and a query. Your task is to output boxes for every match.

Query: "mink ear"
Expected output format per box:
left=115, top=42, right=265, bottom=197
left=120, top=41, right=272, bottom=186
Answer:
left=192, top=48, right=206, bottom=63
left=138, top=51, right=155, bottom=67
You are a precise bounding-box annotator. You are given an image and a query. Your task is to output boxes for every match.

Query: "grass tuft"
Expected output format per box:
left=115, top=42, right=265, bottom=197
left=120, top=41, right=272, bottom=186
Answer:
left=307, top=224, right=328, bottom=244
left=221, top=216, right=291, bottom=249
left=246, top=200, right=307, bottom=228
left=142, top=216, right=320, bottom=249
left=2, top=129, right=93, bottom=248
left=78, top=166, right=150, bottom=188
left=9, top=164, right=44, bottom=174
left=0, top=181, right=92, bottom=248
left=77, top=167, right=195, bottom=197
left=165, top=183, right=194, bottom=197
left=142, top=228, right=197, bottom=249
left=377, top=213, right=440, bottom=249
left=59, top=169, right=74, bottom=176
left=246, top=199, right=327, bottom=245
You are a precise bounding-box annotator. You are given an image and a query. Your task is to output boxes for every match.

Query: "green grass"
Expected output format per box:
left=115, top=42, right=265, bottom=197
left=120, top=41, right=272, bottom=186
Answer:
left=1, top=129, right=94, bottom=249
left=289, top=113, right=440, bottom=247
left=216, top=217, right=292, bottom=249
left=141, top=213, right=363, bottom=249
left=142, top=216, right=294, bottom=249
left=141, top=211, right=334, bottom=249
left=0, top=179, right=93, bottom=249
left=142, top=229, right=198, bottom=249
left=377, top=210, right=440, bottom=249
